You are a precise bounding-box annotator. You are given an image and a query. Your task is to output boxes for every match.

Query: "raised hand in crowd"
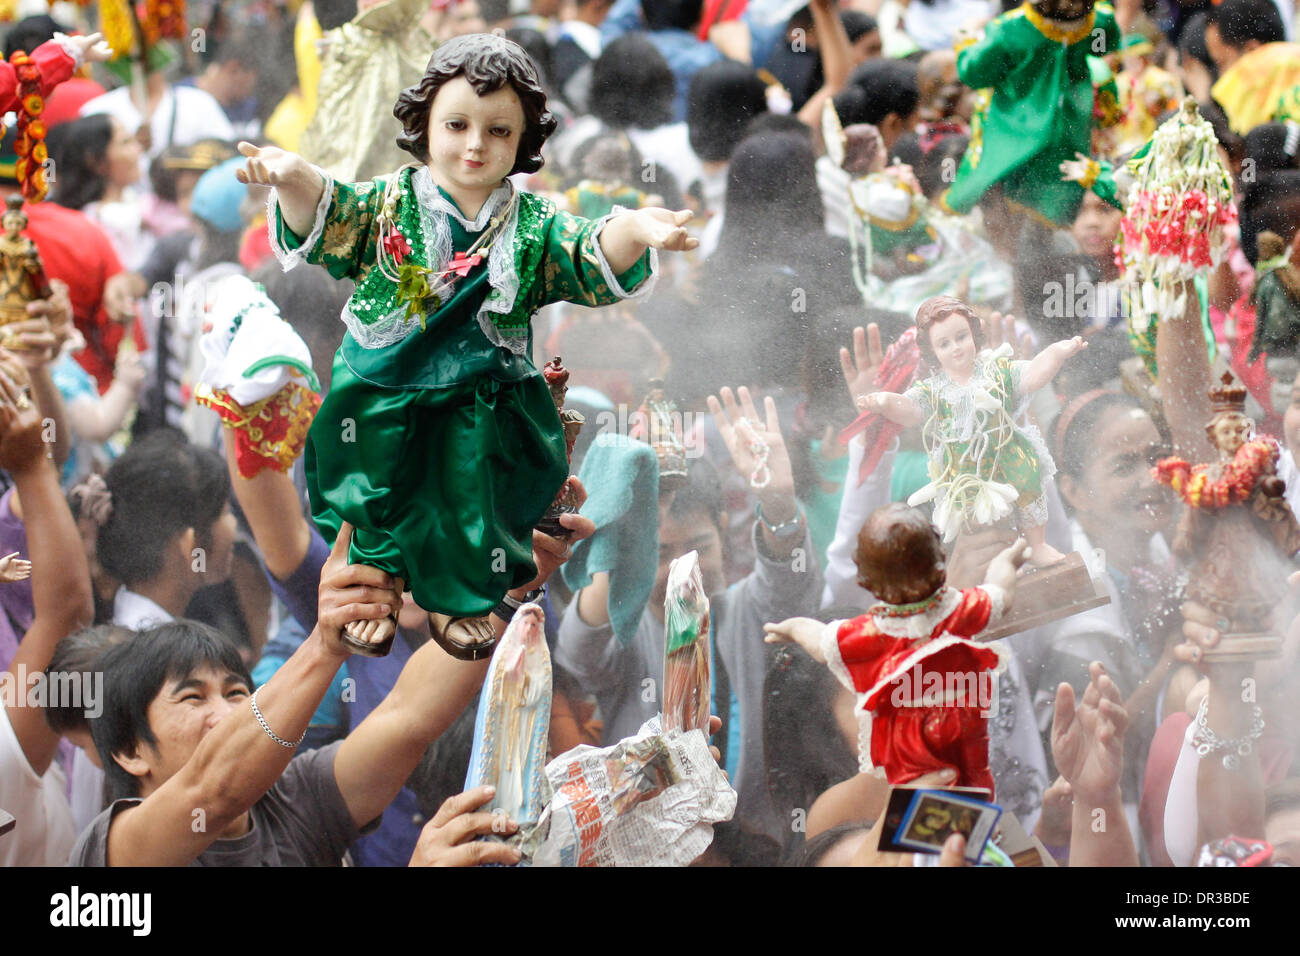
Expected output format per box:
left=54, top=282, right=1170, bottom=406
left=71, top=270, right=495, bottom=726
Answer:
left=840, top=322, right=884, bottom=415
left=1051, top=662, right=1138, bottom=866
left=0, top=356, right=92, bottom=780
left=707, top=385, right=802, bottom=555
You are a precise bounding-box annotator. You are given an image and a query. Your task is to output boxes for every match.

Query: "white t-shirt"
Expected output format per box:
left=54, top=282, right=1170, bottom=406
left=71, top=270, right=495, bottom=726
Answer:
left=80, top=85, right=235, bottom=177
left=0, top=702, right=76, bottom=866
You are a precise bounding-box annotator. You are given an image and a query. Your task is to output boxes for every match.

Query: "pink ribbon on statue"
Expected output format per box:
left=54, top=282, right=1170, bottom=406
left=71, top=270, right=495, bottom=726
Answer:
left=447, top=251, right=484, bottom=278
left=383, top=231, right=412, bottom=266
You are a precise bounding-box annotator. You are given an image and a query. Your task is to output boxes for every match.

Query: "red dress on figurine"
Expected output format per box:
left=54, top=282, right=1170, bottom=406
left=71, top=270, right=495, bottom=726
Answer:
left=821, top=585, right=1006, bottom=794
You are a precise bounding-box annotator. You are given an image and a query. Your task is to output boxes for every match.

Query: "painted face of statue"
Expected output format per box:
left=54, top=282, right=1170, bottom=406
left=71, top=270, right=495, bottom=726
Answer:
left=424, top=75, right=525, bottom=210
left=2, top=210, right=24, bottom=238
left=1210, top=412, right=1253, bottom=457
left=927, top=312, right=978, bottom=381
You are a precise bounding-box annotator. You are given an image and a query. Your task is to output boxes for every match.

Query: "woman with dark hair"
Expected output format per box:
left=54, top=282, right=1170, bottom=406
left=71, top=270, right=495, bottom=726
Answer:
left=240, top=32, right=694, bottom=660
left=1020, top=391, right=1181, bottom=827
left=45, top=114, right=148, bottom=269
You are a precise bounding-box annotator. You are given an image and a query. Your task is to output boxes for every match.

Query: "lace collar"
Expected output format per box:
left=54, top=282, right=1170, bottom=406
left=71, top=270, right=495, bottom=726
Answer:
left=409, top=165, right=526, bottom=353
left=411, top=167, right=513, bottom=234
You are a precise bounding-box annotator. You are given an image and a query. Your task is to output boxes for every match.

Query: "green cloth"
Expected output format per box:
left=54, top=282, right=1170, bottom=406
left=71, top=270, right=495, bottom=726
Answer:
left=946, top=2, right=1121, bottom=226
left=277, top=170, right=653, bottom=616
left=891, top=450, right=931, bottom=504
left=802, top=437, right=849, bottom=565
left=559, top=433, right=661, bottom=646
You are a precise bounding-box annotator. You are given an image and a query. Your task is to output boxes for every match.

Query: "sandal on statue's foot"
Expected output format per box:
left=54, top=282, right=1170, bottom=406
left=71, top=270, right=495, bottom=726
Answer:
left=341, top=613, right=398, bottom=657
left=429, top=613, right=499, bottom=661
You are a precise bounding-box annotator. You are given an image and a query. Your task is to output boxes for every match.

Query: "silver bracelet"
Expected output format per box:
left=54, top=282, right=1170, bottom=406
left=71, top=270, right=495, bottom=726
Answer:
left=250, top=686, right=305, bottom=750
left=1191, top=696, right=1264, bottom=771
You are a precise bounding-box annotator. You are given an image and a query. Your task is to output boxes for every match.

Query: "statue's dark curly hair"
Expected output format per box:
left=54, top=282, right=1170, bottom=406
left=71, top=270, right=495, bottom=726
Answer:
left=393, top=33, right=557, bottom=175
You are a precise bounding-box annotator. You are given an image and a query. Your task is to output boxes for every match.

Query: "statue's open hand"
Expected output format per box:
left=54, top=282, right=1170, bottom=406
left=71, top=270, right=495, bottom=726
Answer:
left=763, top=617, right=826, bottom=662
left=1051, top=662, right=1128, bottom=807
left=1059, top=152, right=1094, bottom=183
left=632, top=208, right=698, bottom=253
left=235, top=141, right=311, bottom=188
left=57, top=32, right=113, bottom=64
left=1057, top=335, right=1088, bottom=358
left=0, top=551, right=31, bottom=582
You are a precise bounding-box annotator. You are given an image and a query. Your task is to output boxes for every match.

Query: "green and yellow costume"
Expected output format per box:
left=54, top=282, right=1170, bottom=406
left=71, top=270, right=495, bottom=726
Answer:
left=944, top=2, right=1121, bottom=226
left=904, top=345, right=1054, bottom=540
left=271, top=165, right=655, bottom=616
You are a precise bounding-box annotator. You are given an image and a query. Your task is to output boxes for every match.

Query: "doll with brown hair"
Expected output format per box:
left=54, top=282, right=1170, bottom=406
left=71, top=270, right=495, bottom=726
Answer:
left=857, top=295, right=1086, bottom=565
left=238, top=33, right=697, bottom=660
left=765, top=503, right=1030, bottom=792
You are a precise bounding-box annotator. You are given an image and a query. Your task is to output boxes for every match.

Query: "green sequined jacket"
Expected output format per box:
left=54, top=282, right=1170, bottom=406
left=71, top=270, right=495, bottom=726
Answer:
left=269, top=164, right=657, bottom=383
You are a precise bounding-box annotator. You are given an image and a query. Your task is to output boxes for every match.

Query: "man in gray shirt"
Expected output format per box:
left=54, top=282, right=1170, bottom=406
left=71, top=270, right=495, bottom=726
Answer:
left=71, top=516, right=590, bottom=867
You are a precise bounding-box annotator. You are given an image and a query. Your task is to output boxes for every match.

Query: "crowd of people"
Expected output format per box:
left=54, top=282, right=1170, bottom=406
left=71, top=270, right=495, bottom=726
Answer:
left=1, top=0, right=1299, bottom=870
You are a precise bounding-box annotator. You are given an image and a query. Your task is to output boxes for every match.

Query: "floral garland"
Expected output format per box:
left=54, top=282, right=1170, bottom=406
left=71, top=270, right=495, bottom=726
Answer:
left=1153, top=438, right=1276, bottom=509
left=10, top=51, right=48, bottom=202
left=99, top=0, right=135, bottom=60
left=142, top=0, right=186, bottom=46
left=1118, top=99, right=1236, bottom=321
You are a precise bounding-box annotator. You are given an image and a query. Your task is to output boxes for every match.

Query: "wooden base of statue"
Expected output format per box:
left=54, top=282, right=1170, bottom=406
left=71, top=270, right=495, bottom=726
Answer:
left=979, top=552, right=1111, bottom=642
left=1200, top=634, right=1282, bottom=663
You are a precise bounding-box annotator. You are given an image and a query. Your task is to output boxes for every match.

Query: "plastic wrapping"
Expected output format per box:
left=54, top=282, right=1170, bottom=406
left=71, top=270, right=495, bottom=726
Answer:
left=662, top=550, right=711, bottom=735
left=530, top=717, right=737, bottom=867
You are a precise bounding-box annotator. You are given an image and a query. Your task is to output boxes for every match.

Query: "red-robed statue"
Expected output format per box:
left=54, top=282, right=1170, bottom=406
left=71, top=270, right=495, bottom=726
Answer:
left=765, top=502, right=1030, bottom=792
left=1154, top=372, right=1300, bottom=660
